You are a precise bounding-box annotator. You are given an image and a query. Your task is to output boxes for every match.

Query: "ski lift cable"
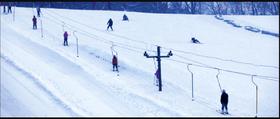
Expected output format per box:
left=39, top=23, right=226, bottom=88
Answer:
left=161, top=47, right=279, bottom=69
left=45, top=12, right=143, bottom=56
left=42, top=12, right=280, bottom=81
left=166, top=58, right=278, bottom=81
left=43, top=9, right=278, bottom=80
left=174, top=53, right=279, bottom=79
left=44, top=10, right=154, bottom=53
left=47, top=9, right=148, bottom=46
left=47, top=9, right=278, bottom=69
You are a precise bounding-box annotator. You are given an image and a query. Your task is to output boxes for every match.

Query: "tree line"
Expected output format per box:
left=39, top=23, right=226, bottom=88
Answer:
left=3, top=2, right=279, bottom=15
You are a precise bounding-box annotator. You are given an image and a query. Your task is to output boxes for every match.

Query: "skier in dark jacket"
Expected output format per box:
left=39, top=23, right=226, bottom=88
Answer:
left=123, top=14, right=128, bottom=21
left=220, top=89, right=229, bottom=114
left=107, top=18, right=113, bottom=31
left=7, top=4, right=12, bottom=14
left=3, top=5, right=6, bottom=14
left=32, top=16, right=37, bottom=29
left=37, top=7, right=41, bottom=17
left=191, top=37, right=200, bottom=44
left=112, top=55, right=118, bottom=71
left=63, top=31, right=69, bottom=46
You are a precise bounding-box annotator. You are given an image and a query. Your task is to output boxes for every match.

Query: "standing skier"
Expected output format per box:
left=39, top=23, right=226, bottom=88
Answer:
left=32, top=16, right=37, bottom=29
left=123, top=14, right=128, bottom=21
left=7, top=4, right=12, bottom=14
left=112, top=55, right=118, bottom=72
left=107, top=18, right=113, bottom=31
left=37, top=7, right=41, bottom=17
left=3, top=5, right=7, bottom=14
left=220, top=89, right=229, bottom=114
left=63, top=31, right=69, bottom=46
left=154, top=69, right=159, bottom=86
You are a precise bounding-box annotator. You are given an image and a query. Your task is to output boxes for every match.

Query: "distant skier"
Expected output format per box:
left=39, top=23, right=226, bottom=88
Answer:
left=107, top=18, right=113, bottom=31
left=32, top=16, right=37, bottom=29
left=63, top=31, right=69, bottom=46
left=3, top=5, right=7, bottom=14
left=36, top=7, right=41, bottom=17
left=112, top=55, right=118, bottom=72
left=154, top=69, right=159, bottom=86
left=191, top=37, right=200, bottom=44
left=220, top=89, right=229, bottom=114
left=7, top=5, right=12, bottom=14
left=123, top=14, right=129, bottom=21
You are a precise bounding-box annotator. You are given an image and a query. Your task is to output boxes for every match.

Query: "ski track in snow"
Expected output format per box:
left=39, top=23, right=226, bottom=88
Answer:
left=1, top=54, right=79, bottom=116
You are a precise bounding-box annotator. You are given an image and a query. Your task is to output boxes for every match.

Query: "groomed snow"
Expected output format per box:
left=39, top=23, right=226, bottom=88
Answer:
left=1, top=7, right=279, bottom=117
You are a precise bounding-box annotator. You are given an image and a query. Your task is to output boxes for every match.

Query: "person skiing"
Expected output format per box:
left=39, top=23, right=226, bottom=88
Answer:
left=3, top=5, right=7, bottom=14
left=112, top=55, right=118, bottom=71
left=123, top=14, right=128, bottom=21
left=154, top=69, right=159, bottom=86
left=36, top=7, right=41, bottom=17
left=191, top=37, right=200, bottom=44
left=107, top=18, right=113, bottom=31
left=220, top=89, right=229, bottom=114
left=63, top=31, right=69, bottom=46
left=32, top=16, right=37, bottom=29
left=7, top=4, right=12, bottom=14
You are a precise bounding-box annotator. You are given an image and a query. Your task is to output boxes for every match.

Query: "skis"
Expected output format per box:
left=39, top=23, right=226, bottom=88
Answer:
left=112, top=70, right=119, bottom=76
left=216, top=110, right=230, bottom=116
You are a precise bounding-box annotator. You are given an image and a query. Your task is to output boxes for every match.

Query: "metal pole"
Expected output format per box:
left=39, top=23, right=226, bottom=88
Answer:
left=13, top=4, right=15, bottom=21
left=251, top=75, right=258, bottom=117
left=73, top=31, right=79, bottom=57
left=157, top=46, right=162, bottom=91
left=143, top=46, right=172, bottom=92
left=216, top=68, right=222, bottom=92
left=62, top=22, right=65, bottom=32
left=187, top=64, right=194, bottom=101
left=40, top=18, right=43, bottom=38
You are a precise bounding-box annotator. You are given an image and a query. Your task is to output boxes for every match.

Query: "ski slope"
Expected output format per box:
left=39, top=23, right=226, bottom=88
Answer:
left=1, top=7, right=279, bottom=117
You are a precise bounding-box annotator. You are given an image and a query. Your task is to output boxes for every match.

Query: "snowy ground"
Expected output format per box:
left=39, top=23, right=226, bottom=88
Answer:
left=1, top=7, right=279, bottom=117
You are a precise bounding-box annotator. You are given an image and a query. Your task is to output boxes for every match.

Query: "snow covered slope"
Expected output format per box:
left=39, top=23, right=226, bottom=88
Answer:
left=1, top=7, right=279, bottom=117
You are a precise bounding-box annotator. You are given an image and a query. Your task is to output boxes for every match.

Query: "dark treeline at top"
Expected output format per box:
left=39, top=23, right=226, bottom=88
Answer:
left=1, top=2, right=279, bottom=15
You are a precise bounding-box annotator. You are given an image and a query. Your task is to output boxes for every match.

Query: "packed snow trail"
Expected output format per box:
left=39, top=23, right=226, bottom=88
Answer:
left=1, top=55, right=77, bottom=116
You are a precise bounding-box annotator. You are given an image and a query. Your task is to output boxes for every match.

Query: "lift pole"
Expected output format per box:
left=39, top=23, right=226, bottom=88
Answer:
left=144, top=46, right=172, bottom=91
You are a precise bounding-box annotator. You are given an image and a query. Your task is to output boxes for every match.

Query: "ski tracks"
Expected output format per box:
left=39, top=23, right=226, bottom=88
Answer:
left=1, top=54, right=78, bottom=116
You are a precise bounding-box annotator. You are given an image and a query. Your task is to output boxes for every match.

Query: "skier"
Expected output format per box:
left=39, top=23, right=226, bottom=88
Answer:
left=7, top=4, right=12, bottom=14
left=32, top=16, right=37, bottom=30
left=3, top=5, right=7, bottom=14
left=112, top=55, right=118, bottom=72
left=107, top=18, right=113, bottom=31
left=63, top=31, right=69, bottom=46
left=36, top=7, right=41, bottom=17
left=123, top=14, right=128, bottom=21
left=154, top=69, right=159, bottom=86
left=220, top=89, right=229, bottom=114
left=191, top=37, right=200, bottom=44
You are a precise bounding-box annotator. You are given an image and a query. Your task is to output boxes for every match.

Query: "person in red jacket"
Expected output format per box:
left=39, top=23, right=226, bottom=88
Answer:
left=112, top=55, right=118, bottom=71
left=63, top=31, right=69, bottom=46
left=32, top=16, right=37, bottom=30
